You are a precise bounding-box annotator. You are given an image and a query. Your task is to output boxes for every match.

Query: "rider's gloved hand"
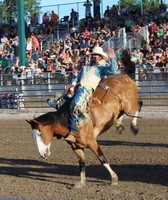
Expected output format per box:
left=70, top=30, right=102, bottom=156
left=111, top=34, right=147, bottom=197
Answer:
left=67, top=85, right=75, bottom=98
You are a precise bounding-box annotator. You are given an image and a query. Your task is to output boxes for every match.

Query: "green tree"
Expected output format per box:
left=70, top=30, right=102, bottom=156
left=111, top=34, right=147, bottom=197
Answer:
left=120, top=0, right=135, bottom=8
left=120, top=0, right=162, bottom=9
left=120, top=0, right=166, bottom=14
left=0, top=0, right=40, bottom=23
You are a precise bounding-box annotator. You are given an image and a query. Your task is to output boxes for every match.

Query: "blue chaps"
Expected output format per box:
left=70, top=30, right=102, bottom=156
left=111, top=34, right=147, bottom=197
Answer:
left=69, top=86, right=93, bottom=134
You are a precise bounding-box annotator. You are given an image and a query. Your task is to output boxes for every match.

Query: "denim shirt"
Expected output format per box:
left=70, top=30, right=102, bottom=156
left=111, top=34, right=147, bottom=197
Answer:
left=72, top=57, right=118, bottom=86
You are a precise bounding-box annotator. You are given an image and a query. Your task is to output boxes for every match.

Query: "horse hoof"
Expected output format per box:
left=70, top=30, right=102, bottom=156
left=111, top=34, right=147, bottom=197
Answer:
left=73, top=182, right=85, bottom=189
left=116, top=125, right=125, bottom=134
left=111, top=178, right=119, bottom=186
left=111, top=181, right=118, bottom=186
left=131, top=124, right=139, bottom=135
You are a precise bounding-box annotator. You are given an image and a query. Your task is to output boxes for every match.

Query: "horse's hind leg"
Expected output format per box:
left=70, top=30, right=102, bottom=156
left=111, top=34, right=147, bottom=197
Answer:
left=116, top=111, right=125, bottom=134
left=131, top=101, right=143, bottom=135
left=89, top=140, right=118, bottom=185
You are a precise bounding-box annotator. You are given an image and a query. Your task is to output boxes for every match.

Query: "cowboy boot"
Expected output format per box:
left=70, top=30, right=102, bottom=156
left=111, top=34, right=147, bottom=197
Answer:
left=65, top=132, right=76, bottom=143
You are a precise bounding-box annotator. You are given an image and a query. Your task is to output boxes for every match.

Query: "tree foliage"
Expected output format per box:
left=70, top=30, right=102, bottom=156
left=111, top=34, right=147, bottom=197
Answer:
left=0, top=0, right=41, bottom=22
left=121, top=0, right=163, bottom=10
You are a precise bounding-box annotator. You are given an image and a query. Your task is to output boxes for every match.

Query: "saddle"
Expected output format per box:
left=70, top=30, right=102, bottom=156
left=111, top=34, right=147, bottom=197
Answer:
left=47, top=80, right=123, bottom=127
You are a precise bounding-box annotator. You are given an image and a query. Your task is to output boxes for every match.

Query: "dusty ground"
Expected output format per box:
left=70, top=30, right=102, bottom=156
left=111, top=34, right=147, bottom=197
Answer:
left=0, top=107, right=168, bottom=200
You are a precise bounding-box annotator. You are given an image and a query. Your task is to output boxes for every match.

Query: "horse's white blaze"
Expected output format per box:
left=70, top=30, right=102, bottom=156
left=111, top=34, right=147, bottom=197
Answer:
left=32, top=129, right=51, bottom=159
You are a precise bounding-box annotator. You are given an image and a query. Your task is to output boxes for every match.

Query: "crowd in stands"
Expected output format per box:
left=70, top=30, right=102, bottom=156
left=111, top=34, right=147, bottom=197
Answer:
left=0, top=2, right=168, bottom=85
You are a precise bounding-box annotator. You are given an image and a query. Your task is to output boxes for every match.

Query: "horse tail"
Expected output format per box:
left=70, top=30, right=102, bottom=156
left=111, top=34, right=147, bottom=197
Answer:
left=121, top=49, right=135, bottom=78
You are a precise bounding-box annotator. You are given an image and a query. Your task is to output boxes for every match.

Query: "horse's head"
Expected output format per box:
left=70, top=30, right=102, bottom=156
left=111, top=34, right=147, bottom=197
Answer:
left=26, top=119, right=52, bottom=159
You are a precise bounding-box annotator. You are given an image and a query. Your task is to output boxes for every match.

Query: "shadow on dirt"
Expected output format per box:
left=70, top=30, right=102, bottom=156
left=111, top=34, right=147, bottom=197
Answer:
left=0, top=157, right=167, bottom=187
left=98, top=140, right=168, bottom=148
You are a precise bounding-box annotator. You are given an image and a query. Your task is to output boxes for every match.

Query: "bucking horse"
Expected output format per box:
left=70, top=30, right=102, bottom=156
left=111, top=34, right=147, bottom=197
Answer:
left=26, top=50, right=142, bottom=188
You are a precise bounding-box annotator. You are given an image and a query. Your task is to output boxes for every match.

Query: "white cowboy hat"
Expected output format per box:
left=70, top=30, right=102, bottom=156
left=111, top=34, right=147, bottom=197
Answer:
left=90, top=46, right=108, bottom=60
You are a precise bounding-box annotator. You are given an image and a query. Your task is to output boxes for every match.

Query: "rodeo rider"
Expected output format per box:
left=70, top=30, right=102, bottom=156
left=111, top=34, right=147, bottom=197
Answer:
left=65, top=46, right=118, bottom=143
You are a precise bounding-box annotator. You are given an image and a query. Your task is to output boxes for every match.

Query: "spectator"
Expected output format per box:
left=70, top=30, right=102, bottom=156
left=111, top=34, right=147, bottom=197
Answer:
left=37, top=29, right=46, bottom=43
left=62, top=50, right=73, bottom=65
left=26, top=36, right=33, bottom=57
left=70, top=9, right=79, bottom=24
left=50, top=11, right=59, bottom=25
left=38, top=58, right=46, bottom=69
left=85, top=13, right=93, bottom=26
left=82, top=27, right=90, bottom=38
left=0, top=59, right=3, bottom=74
left=53, top=58, right=61, bottom=71
left=70, top=27, right=79, bottom=40
left=32, top=50, right=39, bottom=61
left=100, top=25, right=111, bottom=41
left=111, top=5, right=118, bottom=18
left=33, top=63, right=42, bottom=82
left=46, top=22, right=55, bottom=34
left=154, top=33, right=163, bottom=50
left=42, top=12, right=49, bottom=28
left=83, top=0, right=92, bottom=18
left=31, top=33, right=40, bottom=51
left=117, top=59, right=124, bottom=71
left=1, top=35, right=8, bottom=47
left=29, top=22, right=36, bottom=34
left=104, top=6, right=111, bottom=23
left=8, top=42, right=15, bottom=61
left=157, top=25, right=164, bottom=37
left=0, top=41, right=3, bottom=53
left=150, top=22, right=159, bottom=34
left=125, top=15, right=134, bottom=33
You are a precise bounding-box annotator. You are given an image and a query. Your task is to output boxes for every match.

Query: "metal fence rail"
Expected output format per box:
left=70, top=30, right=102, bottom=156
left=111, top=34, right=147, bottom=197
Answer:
left=0, top=71, right=168, bottom=113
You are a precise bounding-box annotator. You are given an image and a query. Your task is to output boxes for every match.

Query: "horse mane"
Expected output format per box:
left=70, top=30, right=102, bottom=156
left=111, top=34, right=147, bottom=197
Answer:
left=120, top=49, right=135, bottom=76
left=35, top=100, right=70, bottom=128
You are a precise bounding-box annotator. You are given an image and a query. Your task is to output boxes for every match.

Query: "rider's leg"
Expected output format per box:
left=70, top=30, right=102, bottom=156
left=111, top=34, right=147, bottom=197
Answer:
left=65, top=86, right=93, bottom=143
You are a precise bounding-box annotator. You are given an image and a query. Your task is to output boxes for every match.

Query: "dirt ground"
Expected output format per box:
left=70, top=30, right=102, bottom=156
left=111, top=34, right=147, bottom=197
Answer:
left=0, top=107, right=168, bottom=200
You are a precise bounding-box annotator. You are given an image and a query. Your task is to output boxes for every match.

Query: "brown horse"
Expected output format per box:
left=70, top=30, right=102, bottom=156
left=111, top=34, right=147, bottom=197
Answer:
left=26, top=73, right=142, bottom=188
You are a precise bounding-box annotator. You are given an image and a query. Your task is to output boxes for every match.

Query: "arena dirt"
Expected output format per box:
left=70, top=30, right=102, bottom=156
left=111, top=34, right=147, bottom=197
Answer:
left=0, top=108, right=167, bottom=200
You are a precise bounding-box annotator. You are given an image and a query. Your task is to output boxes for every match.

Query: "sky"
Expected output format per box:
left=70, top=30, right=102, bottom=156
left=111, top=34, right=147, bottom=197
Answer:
left=39, top=0, right=119, bottom=21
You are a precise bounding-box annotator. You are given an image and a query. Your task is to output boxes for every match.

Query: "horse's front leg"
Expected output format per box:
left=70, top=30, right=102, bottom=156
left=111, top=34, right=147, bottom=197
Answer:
left=89, top=140, right=118, bottom=185
left=71, top=147, right=86, bottom=188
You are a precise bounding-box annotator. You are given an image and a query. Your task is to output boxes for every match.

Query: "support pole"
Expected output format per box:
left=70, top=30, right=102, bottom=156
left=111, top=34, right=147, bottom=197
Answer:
left=17, top=0, right=26, bottom=67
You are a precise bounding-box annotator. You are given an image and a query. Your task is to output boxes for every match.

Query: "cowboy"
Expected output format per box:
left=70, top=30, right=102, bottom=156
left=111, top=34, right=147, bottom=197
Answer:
left=65, top=46, right=118, bottom=143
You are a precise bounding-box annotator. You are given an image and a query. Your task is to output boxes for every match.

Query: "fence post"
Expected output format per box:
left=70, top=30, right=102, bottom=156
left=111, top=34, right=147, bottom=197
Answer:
left=48, top=72, right=51, bottom=92
left=135, top=67, right=139, bottom=87
left=16, top=79, right=20, bottom=114
left=0, top=75, right=3, bottom=86
left=57, top=29, right=59, bottom=41
left=123, top=27, right=127, bottom=49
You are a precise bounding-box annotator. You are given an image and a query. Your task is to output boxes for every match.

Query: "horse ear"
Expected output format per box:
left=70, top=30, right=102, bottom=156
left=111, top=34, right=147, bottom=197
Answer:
left=26, top=120, right=32, bottom=124
left=26, top=119, right=39, bottom=125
